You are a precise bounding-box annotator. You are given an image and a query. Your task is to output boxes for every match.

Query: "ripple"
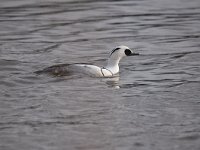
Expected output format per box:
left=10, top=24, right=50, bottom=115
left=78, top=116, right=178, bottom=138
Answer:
left=0, top=120, right=82, bottom=127
left=178, top=133, right=200, bottom=141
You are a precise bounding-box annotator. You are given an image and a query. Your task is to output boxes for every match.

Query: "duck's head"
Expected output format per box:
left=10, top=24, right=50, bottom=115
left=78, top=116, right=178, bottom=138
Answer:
left=109, top=45, right=139, bottom=60
left=105, top=45, right=139, bottom=75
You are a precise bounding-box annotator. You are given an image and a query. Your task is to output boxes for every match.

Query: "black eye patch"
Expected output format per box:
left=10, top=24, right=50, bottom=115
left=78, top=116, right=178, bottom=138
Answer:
left=110, top=47, right=120, bottom=56
left=125, top=49, right=132, bottom=56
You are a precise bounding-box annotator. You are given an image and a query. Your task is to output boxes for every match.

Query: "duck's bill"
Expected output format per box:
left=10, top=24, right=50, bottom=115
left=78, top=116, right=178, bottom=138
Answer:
left=130, top=52, right=139, bottom=56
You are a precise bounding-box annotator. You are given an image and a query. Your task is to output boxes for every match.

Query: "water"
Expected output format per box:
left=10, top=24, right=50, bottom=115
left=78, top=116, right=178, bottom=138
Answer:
left=0, top=0, right=200, bottom=149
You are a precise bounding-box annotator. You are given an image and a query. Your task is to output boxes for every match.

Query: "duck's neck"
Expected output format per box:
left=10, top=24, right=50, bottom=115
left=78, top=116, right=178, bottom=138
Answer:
left=105, top=58, right=120, bottom=75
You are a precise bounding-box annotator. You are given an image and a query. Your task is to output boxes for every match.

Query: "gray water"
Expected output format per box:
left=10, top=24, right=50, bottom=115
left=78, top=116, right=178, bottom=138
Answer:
left=0, top=0, right=200, bottom=150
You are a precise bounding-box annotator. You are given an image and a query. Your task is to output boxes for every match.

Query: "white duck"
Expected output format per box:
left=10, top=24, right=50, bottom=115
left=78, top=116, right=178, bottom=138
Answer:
left=35, top=45, right=139, bottom=77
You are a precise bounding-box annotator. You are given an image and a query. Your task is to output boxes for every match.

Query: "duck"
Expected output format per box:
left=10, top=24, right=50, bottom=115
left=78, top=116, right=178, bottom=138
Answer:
left=35, top=45, right=139, bottom=77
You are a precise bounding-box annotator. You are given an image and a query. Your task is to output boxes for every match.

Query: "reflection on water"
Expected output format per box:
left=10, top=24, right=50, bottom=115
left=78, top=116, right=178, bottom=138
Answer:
left=0, top=0, right=200, bottom=150
left=103, top=76, right=120, bottom=89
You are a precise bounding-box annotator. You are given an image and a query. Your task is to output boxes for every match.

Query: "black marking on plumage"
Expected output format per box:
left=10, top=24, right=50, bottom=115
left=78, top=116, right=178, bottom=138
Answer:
left=100, top=68, right=105, bottom=77
left=110, top=47, right=120, bottom=57
left=102, top=67, right=114, bottom=76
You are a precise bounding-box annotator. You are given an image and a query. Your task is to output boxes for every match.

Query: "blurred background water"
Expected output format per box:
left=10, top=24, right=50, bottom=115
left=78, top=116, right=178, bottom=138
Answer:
left=0, top=0, right=200, bottom=150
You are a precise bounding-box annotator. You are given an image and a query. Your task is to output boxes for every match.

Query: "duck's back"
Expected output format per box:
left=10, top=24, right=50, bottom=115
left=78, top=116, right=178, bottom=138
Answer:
left=35, top=63, right=103, bottom=77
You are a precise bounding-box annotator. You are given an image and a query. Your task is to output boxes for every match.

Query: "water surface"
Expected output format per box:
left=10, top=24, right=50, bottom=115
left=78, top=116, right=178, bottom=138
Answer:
left=0, top=0, right=200, bottom=150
